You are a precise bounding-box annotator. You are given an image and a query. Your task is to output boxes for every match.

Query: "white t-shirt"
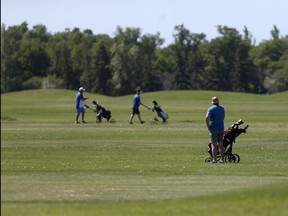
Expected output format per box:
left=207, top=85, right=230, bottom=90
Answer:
left=79, top=99, right=86, bottom=108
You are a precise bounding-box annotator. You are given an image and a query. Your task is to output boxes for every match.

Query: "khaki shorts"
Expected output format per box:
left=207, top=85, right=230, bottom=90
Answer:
left=210, top=130, right=224, bottom=143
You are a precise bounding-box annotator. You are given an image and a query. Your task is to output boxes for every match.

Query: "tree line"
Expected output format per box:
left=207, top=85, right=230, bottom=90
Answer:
left=1, top=22, right=287, bottom=95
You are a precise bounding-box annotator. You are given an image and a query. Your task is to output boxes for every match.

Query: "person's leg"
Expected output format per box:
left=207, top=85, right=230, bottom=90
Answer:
left=80, top=108, right=86, bottom=123
left=217, top=131, right=225, bottom=162
left=75, top=113, right=80, bottom=123
left=137, top=113, right=144, bottom=123
left=130, top=109, right=142, bottom=123
left=211, top=142, right=218, bottom=162
left=75, top=108, right=81, bottom=123
left=210, top=131, right=218, bottom=162
left=129, top=114, right=135, bottom=123
left=218, top=141, right=224, bottom=162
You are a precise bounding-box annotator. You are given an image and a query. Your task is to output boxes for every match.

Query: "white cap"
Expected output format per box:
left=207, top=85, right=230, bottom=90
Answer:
left=79, top=87, right=85, bottom=92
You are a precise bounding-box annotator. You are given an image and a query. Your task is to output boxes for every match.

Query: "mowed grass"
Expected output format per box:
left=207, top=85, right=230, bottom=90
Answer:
left=1, top=89, right=288, bottom=216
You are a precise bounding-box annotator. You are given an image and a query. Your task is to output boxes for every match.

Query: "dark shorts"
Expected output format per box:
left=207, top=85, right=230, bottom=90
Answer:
left=76, top=107, right=85, bottom=114
left=210, top=130, right=224, bottom=143
left=132, top=108, right=140, bottom=115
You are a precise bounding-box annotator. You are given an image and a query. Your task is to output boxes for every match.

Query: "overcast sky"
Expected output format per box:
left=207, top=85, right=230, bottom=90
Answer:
left=2, top=0, right=287, bottom=46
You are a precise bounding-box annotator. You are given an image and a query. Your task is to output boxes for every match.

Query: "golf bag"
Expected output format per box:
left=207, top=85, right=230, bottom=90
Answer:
left=86, top=101, right=115, bottom=124
left=205, top=119, right=249, bottom=163
left=150, top=100, right=169, bottom=124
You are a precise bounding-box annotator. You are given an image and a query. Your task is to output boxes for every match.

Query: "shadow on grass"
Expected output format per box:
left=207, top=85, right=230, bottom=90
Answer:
left=1, top=116, right=17, bottom=122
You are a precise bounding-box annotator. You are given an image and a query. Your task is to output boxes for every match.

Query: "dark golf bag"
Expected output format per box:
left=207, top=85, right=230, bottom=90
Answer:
left=150, top=100, right=169, bottom=123
left=92, top=100, right=114, bottom=123
left=205, top=119, right=249, bottom=163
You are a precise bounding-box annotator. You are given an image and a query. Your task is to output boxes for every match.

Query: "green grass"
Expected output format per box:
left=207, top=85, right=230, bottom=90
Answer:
left=1, top=89, right=288, bottom=216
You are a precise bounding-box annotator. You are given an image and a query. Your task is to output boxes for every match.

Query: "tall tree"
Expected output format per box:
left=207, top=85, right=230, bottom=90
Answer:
left=270, top=25, right=280, bottom=40
left=137, top=33, right=164, bottom=91
left=203, top=26, right=258, bottom=92
left=216, top=26, right=243, bottom=90
left=249, top=27, right=287, bottom=92
left=17, top=25, right=51, bottom=80
left=202, top=52, right=226, bottom=91
left=153, top=45, right=175, bottom=89
left=1, top=22, right=28, bottom=92
left=187, top=33, right=207, bottom=89
left=47, top=31, right=73, bottom=89
left=82, top=43, right=112, bottom=95
left=172, top=25, right=193, bottom=90
left=111, top=26, right=142, bottom=95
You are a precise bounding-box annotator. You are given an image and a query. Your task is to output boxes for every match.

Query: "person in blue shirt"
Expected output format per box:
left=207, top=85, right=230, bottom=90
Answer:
left=205, top=96, right=225, bottom=163
left=129, top=90, right=150, bottom=124
left=75, top=87, right=89, bottom=124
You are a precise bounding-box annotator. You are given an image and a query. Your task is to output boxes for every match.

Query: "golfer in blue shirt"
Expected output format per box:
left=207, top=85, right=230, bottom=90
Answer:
left=75, top=87, right=89, bottom=124
left=205, top=96, right=225, bottom=163
left=129, top=90, right=150, bottom=124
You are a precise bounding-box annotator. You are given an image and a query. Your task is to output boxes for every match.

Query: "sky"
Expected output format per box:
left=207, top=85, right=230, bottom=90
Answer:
left=2, top=0, right=288, bottom=46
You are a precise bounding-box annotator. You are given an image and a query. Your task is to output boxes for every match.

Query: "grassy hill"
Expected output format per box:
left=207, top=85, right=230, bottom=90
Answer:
left=1, top=90, right=288, bottom=216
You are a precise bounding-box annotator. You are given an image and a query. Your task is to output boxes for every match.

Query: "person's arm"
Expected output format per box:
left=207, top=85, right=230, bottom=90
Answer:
left=81, top=93, right=89, bottom=100
left=140, top=101, right=150, bottom=109
left=205, top=113, right=211, bottom=129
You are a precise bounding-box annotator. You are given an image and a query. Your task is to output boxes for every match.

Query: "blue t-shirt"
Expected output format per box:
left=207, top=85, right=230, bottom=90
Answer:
left=207, top=105, right=225, bottom=131
left=75, top=92, right=84, bottom=109
left=132, top=93, right=140, bottom=109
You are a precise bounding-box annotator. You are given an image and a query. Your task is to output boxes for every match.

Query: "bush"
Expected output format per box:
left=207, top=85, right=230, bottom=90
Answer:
left=42, top=75, right=63, bottom=89
left=22, top=76, right=42, bottom=90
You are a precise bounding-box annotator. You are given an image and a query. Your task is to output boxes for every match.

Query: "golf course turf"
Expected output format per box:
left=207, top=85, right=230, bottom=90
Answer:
left=1, top=89, right=288, bottom=216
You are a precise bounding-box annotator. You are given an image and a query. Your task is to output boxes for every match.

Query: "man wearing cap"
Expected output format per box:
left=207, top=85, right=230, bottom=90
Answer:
left=129, top=90, right=150, bottom=124
left=205, top=96, right=225, bottom=163
left=75, top=87, right=89, bottom=124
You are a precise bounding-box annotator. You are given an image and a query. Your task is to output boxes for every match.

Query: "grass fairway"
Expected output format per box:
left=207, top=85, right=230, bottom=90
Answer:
left=1, top=89, right=288, bottom=216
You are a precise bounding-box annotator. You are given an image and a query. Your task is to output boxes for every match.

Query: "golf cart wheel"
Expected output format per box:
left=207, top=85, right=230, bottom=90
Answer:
left=205, top=157, right=212, bottom=163
left=233, top=154, right=240, bottom=163
left=150, top=118, right=159, bottom=124
left=109, top=119, right=116, bottom=124
left=225, top=154, right=236, bottom=163
left=162, top=120, right=168, bottom=124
